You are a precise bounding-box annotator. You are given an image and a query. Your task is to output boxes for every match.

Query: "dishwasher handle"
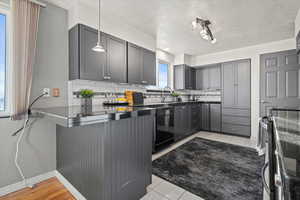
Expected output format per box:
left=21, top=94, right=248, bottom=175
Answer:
left=261, top=162, right=270, bottom=194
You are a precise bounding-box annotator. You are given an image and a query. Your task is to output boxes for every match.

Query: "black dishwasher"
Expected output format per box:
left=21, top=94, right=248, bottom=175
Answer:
left=153, top=106, right=175, bottom=153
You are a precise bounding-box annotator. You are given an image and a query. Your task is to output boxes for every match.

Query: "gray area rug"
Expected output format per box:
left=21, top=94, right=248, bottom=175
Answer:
left=152, top=138, right=264, bottom=200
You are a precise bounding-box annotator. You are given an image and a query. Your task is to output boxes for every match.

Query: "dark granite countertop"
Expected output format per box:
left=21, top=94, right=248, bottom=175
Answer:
left=32, top=105, right=155, bottom=127
left=132, top=101, right=221, bottom=107
left=271, top=109, right=300, bottom=182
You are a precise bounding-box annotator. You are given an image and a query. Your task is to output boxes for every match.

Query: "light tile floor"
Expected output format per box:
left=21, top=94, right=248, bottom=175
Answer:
left=141, top=131, right=256, bottom=200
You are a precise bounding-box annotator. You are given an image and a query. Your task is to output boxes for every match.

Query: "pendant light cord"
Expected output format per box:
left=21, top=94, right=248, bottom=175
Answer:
left=97, top=0, right=101, bottom=44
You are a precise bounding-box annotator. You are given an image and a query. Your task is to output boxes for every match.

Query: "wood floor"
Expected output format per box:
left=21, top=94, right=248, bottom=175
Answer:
left=0, top=178, right=75, bottom=200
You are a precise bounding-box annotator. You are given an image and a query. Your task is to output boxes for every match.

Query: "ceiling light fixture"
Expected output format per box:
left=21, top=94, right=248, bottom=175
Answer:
left=192, top=17, right=217, bottom=44
left=93, top=0, right=105, bottom=52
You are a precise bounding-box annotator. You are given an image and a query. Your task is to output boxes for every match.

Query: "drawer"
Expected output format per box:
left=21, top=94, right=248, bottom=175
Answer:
left=222, top=108, right=250, bottom=117
left=222, top=123, right=251, bottom=137
left=222, top=116, right=250, bottom=126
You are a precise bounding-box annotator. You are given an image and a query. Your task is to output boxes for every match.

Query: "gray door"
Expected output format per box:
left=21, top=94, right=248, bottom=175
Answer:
left=260, top=49, right=300, bottom=116
left=142, top=49, right=156, bottom=85
left=106, top=34, right=127, bottom=83
left=79, top=25, right=107, bottom=81
left=128, top=43, right=142, bottom=84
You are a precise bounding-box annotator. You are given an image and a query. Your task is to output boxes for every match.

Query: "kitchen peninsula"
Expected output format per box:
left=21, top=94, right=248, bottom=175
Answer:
left=34, top=105, right=155, bottom=200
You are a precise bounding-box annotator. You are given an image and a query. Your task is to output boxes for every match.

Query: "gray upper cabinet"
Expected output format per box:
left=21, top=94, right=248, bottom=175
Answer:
left=222, top=59, right=250, bottom=109
left=69, top=24, right=106, bottom=81
left=69, top=24, right=155, bottom=85
left=127, top=43, right=142, bottom=84
left=195, top=65, right=221, bottom=90
left=69, top=24, right=126, bottom=82
left=127, top=42, right=156, bottom=85
left=174, top=65, right=196, bottom=90
left=106, top=34, right=127, bottom=83
left=142, top=49, right=156, bottom=85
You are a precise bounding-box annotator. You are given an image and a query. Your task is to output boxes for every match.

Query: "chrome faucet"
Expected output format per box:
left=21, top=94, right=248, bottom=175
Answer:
left=161, top=86, right=173, bottom=103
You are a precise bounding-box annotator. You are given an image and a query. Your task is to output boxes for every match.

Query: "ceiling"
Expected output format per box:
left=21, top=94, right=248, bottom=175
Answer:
left=80, top=0, right=300, bottom=55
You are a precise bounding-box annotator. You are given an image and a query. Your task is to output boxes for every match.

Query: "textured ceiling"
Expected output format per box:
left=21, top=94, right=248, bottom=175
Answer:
left=80, top=0, right=300, bottom=55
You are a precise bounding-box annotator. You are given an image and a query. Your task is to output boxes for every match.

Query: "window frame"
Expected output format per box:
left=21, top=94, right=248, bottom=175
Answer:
left=157, top=60, right=170, bottom=89
left=0, top=5, right=11, bottom=117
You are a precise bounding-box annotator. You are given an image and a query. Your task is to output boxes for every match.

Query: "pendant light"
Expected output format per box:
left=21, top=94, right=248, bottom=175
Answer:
left=92, top=0, right=105, bottom=52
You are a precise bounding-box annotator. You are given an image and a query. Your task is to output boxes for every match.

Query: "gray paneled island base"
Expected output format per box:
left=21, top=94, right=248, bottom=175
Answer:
left=34, top=106, right=155, bottom=200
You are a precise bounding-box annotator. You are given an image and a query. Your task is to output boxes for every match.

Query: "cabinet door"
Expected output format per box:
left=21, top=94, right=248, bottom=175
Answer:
left=236, top=60, right=251, bottom=109
left=210, top=104, right=221, bottom=132
left=69, top=25, right=79, bottom=80
left=142, top=49, right=156, bottom=85
left=222, top=62, right=235, bottom=107
left=200, top=104, right=210, bottom=131
left=128, top=43, right=142, bottom=84
left=174, top=65, right=185, bottom=90
left=196, top=69, right=203, bottom=90
left=209, top=66, right=221, bottom=89
left=106, top=34, right=127, bottom=83
left=79, top=25, right=106, bottom=81
left=185, top=67, right=191, bottom=89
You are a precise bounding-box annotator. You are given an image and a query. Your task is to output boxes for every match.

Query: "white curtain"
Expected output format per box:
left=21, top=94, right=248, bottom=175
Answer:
left=11, top=0, right=40, bottom=120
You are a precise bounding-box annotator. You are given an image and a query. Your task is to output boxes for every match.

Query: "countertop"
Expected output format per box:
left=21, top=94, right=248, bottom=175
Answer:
left=33, top=101, right=220, bottom=127
left=271, top=108, right=300, bottom=182
left=33, top=105, right=156, bottom=127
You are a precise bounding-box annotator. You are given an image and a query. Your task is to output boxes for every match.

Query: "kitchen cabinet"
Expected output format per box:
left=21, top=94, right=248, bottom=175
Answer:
left=221, top=59, right=251, bottom=137
left=297, top=31, right=300, bottom=64
left=69, top=24, right=155, bottom=85
left=200, top=103, right=210, bottom=131
left=127, top=42, right=156, bottom=85
left=210, top=104, right=221, bottom=132
left=57, top=113, right=154, bottom=200
left=174, top=65, right=196, bottom=90
left=174, top=104, right=190, bottom=141
left=195, top=65, right=221, bottom=90
left=69, top=24, right=127, bottom=82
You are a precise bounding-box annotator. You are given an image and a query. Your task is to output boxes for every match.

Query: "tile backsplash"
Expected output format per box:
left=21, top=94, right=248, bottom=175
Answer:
left=68, top=80, right=221, bottom=106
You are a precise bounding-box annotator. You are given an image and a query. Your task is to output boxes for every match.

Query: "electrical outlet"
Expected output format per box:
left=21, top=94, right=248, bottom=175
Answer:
left=43, top=88, right=50, bottom=97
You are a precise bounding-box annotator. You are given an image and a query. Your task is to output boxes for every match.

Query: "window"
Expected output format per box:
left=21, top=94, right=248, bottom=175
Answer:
left=0, top=6, right=9, bottom=115
left=0, top=13, right=6, bottom=111
left=158, top=61, right=169, bottom=88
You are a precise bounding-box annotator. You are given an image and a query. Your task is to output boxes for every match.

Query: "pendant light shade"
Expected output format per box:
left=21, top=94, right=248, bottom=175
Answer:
left=92, top=42, right=105, bottom=52
left=93, top=0, right=105, bottom=52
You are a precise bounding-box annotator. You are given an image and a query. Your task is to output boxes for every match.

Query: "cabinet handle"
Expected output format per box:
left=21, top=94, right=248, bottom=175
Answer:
left=142, top=81, right=147, bottom=84
left=104, top=76, right=111, bottom=80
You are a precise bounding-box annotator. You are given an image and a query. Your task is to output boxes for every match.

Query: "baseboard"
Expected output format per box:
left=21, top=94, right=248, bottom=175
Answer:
left=55, top=170, right=86, bottom=200
left=0, top=171, right=56, bottom=197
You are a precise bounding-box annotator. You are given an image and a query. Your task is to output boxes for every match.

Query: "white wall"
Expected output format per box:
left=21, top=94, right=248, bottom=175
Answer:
left=156, top=50, right=175, bottom=89
left=174, top=54, right=193, bottom=66
left=67, top=0, right=156, bottom=51
left=191, top=38, right=295, bottom=144
left=295, top=8, right=300, bottom=37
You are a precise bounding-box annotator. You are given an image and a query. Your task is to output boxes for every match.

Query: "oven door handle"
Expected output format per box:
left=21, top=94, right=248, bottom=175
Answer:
left=261, top=162, right=270, bottom=194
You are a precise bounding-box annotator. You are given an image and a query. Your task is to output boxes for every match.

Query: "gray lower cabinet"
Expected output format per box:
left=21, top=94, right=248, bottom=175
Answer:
left=200, top=103, right=210, bottom=131
left=57, top=114, right=154, bottom=200
left=127, top=42, right=156, bottom=85
left=195, top=65, right=221, bottom=90
left=210, top=104, right=221, bottom=132
left=221, top=59, right=251, bottom=137
left=69, top=24, right=127, bottom=82
left=174, top=65, right=196, bottom=90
